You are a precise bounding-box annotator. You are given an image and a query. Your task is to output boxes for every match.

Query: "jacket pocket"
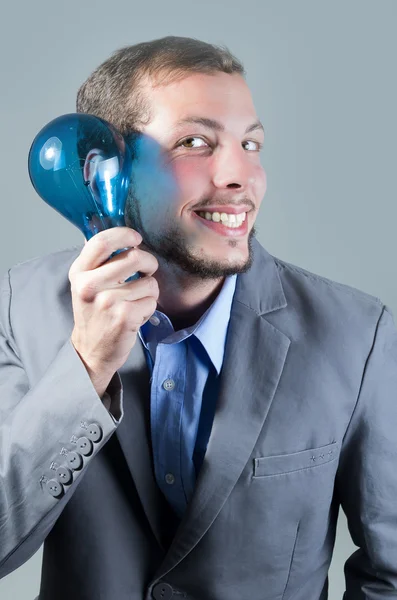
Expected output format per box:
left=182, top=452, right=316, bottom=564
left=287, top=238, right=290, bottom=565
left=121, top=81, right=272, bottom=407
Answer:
left=253, top=441, right=339, bottom=477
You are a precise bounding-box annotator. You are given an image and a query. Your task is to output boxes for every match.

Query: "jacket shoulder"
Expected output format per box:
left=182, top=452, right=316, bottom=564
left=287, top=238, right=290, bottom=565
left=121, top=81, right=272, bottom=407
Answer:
left=273, top=255, right=383, bottom=309
left=8, top=245, right=83, bottom=276
left=4, top=245, right=84, bottom=291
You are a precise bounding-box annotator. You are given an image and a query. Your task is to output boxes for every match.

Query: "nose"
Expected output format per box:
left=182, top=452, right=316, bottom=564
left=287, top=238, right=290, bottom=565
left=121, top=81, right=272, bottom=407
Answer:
left=211, top=141, right=256, bottom=190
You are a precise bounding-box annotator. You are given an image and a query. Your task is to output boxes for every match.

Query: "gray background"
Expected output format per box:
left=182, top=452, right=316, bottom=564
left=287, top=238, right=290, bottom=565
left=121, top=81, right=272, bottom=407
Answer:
left=0, top=0, right=396, bottom=598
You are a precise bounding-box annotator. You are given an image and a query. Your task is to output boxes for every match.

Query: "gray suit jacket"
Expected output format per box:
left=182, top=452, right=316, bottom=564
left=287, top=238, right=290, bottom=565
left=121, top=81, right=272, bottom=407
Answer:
left=0, top=238, right=396, bottom=600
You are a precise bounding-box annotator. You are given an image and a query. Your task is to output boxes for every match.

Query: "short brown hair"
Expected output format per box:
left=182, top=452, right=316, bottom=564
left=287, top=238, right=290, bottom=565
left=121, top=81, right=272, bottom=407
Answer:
left=76, top=36, right=245, bottom=136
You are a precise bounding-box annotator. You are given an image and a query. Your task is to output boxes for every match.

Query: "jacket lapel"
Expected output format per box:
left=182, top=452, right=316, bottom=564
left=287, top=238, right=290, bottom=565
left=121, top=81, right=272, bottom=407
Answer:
left=115, top=342, right=168, bottom=550
left=154, top=239, right=291, bottom=578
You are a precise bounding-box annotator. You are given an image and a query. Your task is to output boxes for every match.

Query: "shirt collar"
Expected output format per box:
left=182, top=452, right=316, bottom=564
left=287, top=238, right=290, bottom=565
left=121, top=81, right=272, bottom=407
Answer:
left=193, top=274, right=237, bottom=375
left=139, top=274, right=237, bottom=376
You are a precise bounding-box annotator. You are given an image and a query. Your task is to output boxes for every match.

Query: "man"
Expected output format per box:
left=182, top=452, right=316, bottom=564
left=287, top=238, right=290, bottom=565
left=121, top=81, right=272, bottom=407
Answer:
left=0, top=36, right=396, bottom=600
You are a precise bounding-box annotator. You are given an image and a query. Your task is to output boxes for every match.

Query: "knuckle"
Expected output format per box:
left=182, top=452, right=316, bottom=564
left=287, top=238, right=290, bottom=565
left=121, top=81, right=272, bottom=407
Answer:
left=129, top=228, right=142, bottom=245
left=73, top=274, right=95, bottom=302
left=127, top=247, right=138, bottom=264
left=148, top=297, right=157, bottom=312
left=151, top=256, right=159, bottom=272
left=128, top=316, right=141, bottom=332
left=141, top=311, right=151, bottom=324
left=68, top=258, right=81, bottom=281
left=147, top=276, right=159, bottom=294
left=96, top=290, right=114, bottom=311
left=116, top=302, right=130, bottom=323
left=96, top=233, right=112, bottom=254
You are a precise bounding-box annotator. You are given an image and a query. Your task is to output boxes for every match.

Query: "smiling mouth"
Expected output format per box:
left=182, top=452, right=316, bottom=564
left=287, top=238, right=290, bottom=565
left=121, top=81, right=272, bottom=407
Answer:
left=194, top=210, right=247, bottom=228
left=192, top=210, right=248, bottom=237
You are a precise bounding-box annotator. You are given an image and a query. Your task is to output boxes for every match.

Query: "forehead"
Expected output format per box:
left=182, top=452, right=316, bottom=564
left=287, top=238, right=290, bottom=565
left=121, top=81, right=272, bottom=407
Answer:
left=141, top=72, right=258, bottom=133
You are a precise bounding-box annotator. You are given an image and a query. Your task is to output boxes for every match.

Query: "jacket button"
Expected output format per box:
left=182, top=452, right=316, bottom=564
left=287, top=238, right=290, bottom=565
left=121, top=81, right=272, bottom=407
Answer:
left=86, top=423, right=103, bottom=443
left=66, top=451, right=83, bottom=471
left=46, top=479, right=64, bottom=498
left=77, top=436, right=93, bottom=456
left=56, top=466, right=73, bottom=485
left=152, top=582, right=174, bottom=599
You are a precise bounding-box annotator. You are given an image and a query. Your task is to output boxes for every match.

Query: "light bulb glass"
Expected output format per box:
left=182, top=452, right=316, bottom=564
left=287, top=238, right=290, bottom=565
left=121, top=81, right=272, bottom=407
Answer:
left=28, top=113, right=139, bottom=280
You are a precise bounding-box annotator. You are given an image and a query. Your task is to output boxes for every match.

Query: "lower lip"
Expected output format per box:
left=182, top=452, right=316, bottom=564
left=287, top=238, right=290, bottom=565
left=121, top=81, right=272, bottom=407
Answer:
left=192, top=212, right=248, bottom=237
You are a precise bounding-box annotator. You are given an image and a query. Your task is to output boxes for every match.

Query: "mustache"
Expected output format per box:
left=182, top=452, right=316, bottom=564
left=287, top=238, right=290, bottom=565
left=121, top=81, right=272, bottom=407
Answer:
left=193, top=197, right=256, bottom=211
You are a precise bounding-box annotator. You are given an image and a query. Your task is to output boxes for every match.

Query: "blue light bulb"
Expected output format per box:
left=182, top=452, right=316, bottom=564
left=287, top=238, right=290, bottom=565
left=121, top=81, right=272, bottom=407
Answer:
left=28, top=113, right=140, bottom=280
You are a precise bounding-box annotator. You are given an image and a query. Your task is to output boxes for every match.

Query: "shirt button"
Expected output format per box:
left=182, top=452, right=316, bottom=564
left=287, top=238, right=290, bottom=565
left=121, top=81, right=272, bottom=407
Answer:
left=162, top=379, right=175, bottom=391
left=165, top=473, right=175, bottom=485
left=149, top=315, right=160, bottom=326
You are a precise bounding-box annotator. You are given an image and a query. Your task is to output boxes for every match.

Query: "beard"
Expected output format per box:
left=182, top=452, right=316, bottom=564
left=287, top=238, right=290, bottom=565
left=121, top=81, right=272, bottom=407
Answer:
left=124, top=192, right=256, bottom=280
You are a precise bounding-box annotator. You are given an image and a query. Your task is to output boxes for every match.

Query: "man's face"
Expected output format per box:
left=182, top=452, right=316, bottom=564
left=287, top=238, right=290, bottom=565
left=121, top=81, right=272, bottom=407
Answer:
left=125, top=71, right=267, bottom=279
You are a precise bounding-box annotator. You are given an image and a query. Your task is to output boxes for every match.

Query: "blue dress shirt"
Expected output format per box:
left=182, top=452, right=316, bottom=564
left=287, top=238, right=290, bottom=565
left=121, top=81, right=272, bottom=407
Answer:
left=138, top=274, right=237, bottom=519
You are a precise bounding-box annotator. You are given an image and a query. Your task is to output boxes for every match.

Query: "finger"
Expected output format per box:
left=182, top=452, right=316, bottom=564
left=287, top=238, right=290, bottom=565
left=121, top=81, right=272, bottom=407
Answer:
left=125, top=296, right=159, bottom=331
left=96, top=275, right=159, bottom=309
left=78, top=248, right=158, bottom=295
left=72, top=227, right=143, bottom=275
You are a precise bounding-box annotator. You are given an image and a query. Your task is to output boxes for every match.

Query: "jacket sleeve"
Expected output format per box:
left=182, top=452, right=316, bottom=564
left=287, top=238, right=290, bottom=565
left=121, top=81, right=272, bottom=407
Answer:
left=0, top=268, right=124, bottom=578
left=337, top=303, right=397, bottom=599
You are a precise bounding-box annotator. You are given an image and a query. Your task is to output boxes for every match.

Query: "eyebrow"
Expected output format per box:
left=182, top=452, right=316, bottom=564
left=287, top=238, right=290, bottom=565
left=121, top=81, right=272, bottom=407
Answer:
left=172, top=116, right=265, bottom=135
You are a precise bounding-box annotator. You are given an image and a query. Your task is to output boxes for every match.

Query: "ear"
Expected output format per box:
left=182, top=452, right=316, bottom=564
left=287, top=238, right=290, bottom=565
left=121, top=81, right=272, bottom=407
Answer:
left=83, top=148, right=104, bottom=185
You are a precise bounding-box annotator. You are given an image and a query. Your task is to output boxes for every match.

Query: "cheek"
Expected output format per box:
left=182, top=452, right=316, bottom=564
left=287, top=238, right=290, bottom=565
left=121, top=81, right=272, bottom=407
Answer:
left=254, top=165, right=267, bottom=198
left=172, top=158, right=209, bottom=195
left=131, top=162, right=180, bottom=222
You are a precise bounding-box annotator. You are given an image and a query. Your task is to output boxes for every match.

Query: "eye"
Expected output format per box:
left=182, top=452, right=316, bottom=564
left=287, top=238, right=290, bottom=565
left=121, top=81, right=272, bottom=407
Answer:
left=178, top=136, right=208, bottom=149
left=243, top=140, right=263, bottom=151
left=177, top=137, right=263, bottom=151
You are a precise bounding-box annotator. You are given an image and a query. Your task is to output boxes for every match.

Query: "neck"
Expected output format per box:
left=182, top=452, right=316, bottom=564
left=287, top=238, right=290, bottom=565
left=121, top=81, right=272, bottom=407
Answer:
left=153, top=260, right=225, bottom=331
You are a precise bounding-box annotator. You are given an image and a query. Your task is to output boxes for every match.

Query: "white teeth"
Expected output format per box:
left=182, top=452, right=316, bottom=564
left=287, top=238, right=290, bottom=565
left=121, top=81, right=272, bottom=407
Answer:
left=198, top=211, right=246, bottom=228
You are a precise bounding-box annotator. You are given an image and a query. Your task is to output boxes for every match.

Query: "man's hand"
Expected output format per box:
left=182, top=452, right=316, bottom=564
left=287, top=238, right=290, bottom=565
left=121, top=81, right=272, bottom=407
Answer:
left=69, top=227, right=159, bottom=396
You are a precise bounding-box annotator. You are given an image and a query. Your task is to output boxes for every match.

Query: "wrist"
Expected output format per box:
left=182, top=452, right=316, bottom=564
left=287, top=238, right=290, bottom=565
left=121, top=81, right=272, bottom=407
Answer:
left=71, top=337, right=114, bottom=398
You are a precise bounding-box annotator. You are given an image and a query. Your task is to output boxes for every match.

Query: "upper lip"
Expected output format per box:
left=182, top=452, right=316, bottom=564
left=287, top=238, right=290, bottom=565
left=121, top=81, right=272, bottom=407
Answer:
left=193, top=205, right=252, bottom=214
